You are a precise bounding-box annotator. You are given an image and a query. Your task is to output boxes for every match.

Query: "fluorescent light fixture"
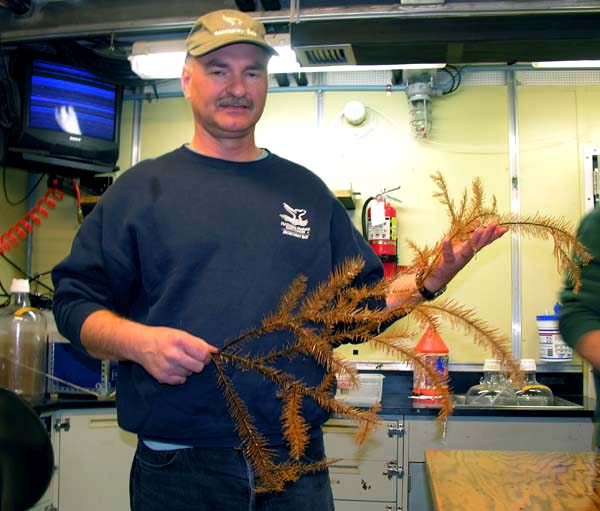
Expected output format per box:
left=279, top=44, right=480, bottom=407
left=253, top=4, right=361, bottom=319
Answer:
left=299, top=62, right=446, bottom=73
left=268, top=45, right=302, bottom=74
left=129, top=39, right=186, bottom=79
left=128, top=38, right=295, bottom=78
left=532, top=60, right=600, bottom=69
left=128, top=37, right=445, bottom=79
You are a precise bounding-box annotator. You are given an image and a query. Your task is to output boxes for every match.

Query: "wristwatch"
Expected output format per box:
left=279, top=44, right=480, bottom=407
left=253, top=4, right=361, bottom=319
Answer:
left=415, top=269, right=447, bottom=301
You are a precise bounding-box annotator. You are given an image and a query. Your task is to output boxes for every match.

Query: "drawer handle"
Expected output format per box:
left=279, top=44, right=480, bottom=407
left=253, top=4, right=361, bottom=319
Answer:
left=323, top=425, right=358, bottom=434
left=329, top=463, right=360, bottom=474
left=88, top=418, right=119, bottom=428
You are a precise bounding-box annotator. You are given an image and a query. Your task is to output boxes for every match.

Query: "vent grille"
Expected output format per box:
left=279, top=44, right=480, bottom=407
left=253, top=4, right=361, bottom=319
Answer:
left=293, top=44, right=357, bottom=67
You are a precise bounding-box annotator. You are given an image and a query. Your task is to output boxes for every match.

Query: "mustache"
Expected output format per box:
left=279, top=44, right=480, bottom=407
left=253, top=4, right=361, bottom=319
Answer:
left=216, top=97, right=253, bottom=108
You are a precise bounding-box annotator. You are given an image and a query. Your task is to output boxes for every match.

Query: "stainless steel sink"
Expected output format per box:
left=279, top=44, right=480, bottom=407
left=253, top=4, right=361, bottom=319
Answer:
left=451, top=394, right=583, bottom=409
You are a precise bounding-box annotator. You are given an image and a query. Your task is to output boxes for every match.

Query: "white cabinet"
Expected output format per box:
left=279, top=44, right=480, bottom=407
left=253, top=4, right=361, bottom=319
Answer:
left=52, top=409, right=137, bottom=511
left=28, top=406, right=594, bottom=511
left=323, top=417, right=404, bottom=510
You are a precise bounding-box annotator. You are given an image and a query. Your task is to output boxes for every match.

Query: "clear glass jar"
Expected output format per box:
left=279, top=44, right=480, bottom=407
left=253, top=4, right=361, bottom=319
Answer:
left=465, top=359, right=518, bottom=406
left=0, top=279, right=47, bottom=400
left=515, top=359, right=554, bottom=406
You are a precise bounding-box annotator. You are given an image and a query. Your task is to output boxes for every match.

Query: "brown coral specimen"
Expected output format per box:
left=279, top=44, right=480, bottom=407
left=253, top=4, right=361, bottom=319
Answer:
left=210, top=173, right=591, bottom=493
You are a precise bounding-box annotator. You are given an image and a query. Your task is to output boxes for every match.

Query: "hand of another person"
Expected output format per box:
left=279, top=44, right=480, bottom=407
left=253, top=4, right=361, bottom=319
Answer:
left=54, top=105, right=82, bottom=135
left=135, top=327, right=219, bottom=385
left=423, top=222, right=508, bottom=293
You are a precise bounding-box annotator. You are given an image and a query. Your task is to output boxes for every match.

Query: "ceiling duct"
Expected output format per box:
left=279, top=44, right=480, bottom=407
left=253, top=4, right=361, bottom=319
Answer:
left=294, top=44, right=357, bottom=66
left=290, top=11, right=600, bottom=65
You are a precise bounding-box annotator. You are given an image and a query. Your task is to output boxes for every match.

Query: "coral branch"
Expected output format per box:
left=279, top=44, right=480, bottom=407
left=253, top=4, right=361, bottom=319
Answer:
left=207, top=171, right=589, bottom=493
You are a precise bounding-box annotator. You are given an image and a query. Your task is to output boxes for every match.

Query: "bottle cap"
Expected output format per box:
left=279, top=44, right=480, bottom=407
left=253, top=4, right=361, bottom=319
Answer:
left=483, top=359, right=500, bottom=372
left=415, top=326, right=449, bottom=354
left=520, top=359, right=537, bottom=371
left=10, top=279, right=30, bottom=294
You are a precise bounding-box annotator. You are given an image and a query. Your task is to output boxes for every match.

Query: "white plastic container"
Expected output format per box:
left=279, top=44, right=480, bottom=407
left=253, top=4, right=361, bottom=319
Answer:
left=537, top=304, right=572, bottom=362
left=335, top=373, right=384, bottom=407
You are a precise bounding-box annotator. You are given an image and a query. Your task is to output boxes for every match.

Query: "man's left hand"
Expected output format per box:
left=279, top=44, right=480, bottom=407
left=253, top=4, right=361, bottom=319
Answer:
left=423, top=222, right=508, bottom=293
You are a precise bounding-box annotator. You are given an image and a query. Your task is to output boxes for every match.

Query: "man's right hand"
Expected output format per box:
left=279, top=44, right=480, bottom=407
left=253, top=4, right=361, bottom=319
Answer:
left=134, top=326, right=219, bottom=385
left=80, top=311, right=219, bottom=385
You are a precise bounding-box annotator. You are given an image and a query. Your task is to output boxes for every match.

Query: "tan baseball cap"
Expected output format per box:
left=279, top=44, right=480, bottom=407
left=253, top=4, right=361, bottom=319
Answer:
left=186, top=9, right=277, bottom=58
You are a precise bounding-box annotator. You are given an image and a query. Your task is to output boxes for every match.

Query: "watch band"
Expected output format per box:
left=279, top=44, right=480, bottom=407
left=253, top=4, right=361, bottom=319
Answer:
left=415, top=269, right=447, bottom=301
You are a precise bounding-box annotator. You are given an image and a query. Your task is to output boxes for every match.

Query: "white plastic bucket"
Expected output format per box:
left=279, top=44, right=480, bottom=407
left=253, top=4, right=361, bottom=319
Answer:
left=537, top=314, right=573, bottom=362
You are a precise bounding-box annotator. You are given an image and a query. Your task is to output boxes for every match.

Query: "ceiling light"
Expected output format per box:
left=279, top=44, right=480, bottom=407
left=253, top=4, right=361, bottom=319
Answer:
left=268, top=45, right=302, bottom=74
left=128, top=36, right=445, bottom=79
left=127, top=38, right=297, bottom=78
left=531, top=60, right=600, bottom=69
left=129, top=40, right=186, bottom=79
left=299, top=62, right=446, bottom=73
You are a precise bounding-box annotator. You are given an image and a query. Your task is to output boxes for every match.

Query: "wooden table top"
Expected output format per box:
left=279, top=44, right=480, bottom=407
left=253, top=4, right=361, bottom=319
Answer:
left=425, top=449, right=600, bottom=511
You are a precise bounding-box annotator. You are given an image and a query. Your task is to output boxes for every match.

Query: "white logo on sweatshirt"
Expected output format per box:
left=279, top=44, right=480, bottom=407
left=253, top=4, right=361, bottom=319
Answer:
left=280, top=202, right=311, bottom=240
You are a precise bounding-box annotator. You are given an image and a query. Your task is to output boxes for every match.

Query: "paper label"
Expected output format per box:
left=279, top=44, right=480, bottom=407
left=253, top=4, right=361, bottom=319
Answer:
left=370, top=200, right=386, bottom=227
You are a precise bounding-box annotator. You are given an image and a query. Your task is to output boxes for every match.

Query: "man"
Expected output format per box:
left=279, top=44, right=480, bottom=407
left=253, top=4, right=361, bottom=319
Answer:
left=52, top=9, right=505, bottom=510
left=559, top=205, right=600, bottom=449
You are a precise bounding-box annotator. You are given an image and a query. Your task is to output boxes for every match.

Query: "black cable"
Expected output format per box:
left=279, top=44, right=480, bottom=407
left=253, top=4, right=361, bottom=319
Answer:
left=449, top=65, right=462, bottom=93
left=441, top=65, right=461, bottom=95
left=0, top=253, right=54, bottom=294
left=0, top=278, right=10, bottom=306
left=30, top=269, right=55, bottom=306
left=2, top=166, right=45, bottom=206
left=0, top=41, right=20, bottom=132
left=439, top=67, right=455, bottom=94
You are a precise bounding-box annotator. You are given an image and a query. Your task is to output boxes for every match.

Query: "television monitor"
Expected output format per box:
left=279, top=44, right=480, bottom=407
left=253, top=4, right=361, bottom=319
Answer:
left=7, top=53, right=123, bottom=176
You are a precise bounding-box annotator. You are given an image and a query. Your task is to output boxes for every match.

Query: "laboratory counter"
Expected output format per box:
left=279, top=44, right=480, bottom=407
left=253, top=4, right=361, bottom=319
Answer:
left=31, top=368, right=596, bottom=419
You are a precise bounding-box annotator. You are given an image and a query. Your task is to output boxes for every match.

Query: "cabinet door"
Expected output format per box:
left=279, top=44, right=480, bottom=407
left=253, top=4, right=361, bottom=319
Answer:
left=28, top=413, right=57, bottom=511
left=329, top=459, right=397, bottom=501
left=55, top=410, right=137, bottom=511
left=323, top=418, right=400, bottom=461
left=407, top=462, right=434, bottom=511
left=323, top=418, right=402, bottom=505
left=405, top=415, right=594, bottom=463
left=334, top=500, right=398, bottom=511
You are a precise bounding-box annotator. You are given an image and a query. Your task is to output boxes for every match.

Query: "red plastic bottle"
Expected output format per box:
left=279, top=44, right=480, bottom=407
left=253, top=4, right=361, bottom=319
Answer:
left=412, top=327, right=449, bottom=397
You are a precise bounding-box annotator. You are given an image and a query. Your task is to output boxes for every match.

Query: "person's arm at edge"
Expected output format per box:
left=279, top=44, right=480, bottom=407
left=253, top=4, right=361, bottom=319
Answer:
left=574, top=331, right=600, bottom=372
left=559, top=209, right=600, bottom=373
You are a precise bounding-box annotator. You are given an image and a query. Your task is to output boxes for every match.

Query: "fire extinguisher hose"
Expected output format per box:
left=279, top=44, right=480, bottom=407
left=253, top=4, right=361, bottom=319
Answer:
left=361, top=196, right=375, bottom=241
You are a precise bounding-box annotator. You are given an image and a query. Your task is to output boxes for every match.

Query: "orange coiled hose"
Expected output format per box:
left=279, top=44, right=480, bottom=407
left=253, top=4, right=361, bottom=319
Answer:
left=0, top=187, right=64, bottom=255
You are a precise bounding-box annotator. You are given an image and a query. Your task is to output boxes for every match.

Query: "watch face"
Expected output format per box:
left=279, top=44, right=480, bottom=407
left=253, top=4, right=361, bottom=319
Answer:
left=431, top=285, right=447, bottom=299
left=421, top=284, right=446, bottom=300
left=415, top=269, right=446, bottom=300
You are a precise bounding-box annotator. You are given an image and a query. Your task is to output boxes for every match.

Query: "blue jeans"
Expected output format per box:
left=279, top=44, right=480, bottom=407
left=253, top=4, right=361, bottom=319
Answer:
left=129, top=435, right=335, bottom=511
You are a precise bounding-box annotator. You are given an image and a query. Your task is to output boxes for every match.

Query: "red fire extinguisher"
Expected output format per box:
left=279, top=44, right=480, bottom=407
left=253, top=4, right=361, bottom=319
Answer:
left=361, top=187, right=400, bottom=280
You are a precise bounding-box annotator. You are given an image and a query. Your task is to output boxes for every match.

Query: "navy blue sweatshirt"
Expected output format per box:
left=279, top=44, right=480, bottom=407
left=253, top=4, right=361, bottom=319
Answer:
left=52, top=146, right=383, bottom=446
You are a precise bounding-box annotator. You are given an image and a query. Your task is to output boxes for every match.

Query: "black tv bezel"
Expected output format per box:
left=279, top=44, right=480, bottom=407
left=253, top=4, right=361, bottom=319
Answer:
left=8, top=51, right=124, bottom=176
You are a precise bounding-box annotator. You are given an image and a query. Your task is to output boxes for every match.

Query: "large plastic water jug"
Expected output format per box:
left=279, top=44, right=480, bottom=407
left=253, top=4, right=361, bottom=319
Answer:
left=0, top=279, right=47, bottom=400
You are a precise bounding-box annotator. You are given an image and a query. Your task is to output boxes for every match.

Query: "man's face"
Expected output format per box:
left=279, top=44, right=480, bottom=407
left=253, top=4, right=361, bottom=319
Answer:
left=181, top=43, right=269, bottom=141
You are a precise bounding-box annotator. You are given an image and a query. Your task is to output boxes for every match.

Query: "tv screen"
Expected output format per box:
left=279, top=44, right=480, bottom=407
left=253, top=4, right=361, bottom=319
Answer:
left=8, top=53, right=123, bottom=176
left=29, top=60, right=118, bottom=142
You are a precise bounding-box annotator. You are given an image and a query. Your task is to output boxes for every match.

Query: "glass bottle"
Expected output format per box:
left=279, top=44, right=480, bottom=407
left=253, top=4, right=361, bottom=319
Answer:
left=465, top=359, right=518, bottom=406
left=0, top=279, right=47, bottom=400
left=515, top=359, right=554, bottom=406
